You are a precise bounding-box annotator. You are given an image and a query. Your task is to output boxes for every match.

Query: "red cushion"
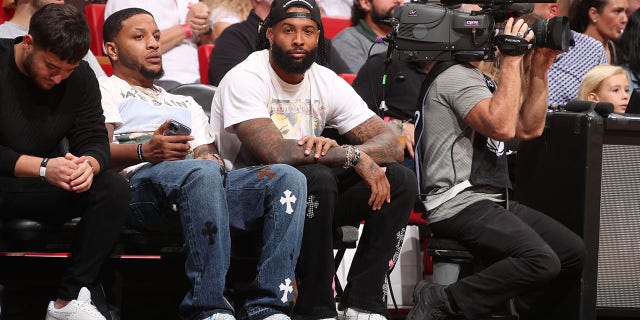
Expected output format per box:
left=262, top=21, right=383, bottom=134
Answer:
left=338, top=73, right=356, bottom=85
left=84, top=4, right=105, bottom=56
left=198, top=44, right=214, bottom=84
left=321, top=16, right=350, bottom=40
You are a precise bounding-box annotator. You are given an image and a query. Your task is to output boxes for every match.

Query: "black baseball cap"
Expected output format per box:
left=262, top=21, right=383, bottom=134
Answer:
left=268, top=0, right=323, bottom=30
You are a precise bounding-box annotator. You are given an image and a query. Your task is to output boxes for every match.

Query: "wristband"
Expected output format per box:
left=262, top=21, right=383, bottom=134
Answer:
left=137, top=143, right=146, bottom=162
left=39, top=157, right=49, bottom=181
left=181, top=23, right=192, bottom=38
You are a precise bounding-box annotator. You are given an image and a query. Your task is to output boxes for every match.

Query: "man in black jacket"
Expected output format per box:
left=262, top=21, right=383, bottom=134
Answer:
left=0, top=4, right=129, bottom=320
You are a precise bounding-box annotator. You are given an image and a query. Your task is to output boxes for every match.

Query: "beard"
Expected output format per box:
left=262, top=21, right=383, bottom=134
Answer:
left=271, top=40, right=317, bottom=75
left=23, top=50, right=53, bottom=90
left=370, top=3, right=395, bottom=26
left=119, top=49, right=165, bottom=80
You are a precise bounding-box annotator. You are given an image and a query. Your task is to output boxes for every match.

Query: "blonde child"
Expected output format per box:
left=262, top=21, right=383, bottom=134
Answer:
left=578, top=64, right=630, bottom=113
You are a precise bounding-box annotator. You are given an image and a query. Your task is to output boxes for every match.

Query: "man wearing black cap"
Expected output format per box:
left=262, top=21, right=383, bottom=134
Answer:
left=210, top=0, right=417, bottom=319
left=207, top=0, right=350, bottom=86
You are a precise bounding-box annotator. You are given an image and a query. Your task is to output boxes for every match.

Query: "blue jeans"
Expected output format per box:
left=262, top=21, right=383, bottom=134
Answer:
left=127, top=160, right=305, bottom=320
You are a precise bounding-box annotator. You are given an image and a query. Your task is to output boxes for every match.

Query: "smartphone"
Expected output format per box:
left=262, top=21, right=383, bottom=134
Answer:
left=164, top=119, right=192, bottom=136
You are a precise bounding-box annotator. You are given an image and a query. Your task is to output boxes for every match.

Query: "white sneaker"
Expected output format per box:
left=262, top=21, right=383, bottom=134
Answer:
left=45, top=287, right=105, bottom=320
left=341, top=307, right=387, bottom=320
left=203, top=313, right=236, bottom=320
left=263, top=313, right=291, bottom=320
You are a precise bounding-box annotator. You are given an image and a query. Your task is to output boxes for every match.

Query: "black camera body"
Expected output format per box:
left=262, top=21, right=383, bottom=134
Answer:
left=393, top=3, right=494, bottom=62
left=391, top=1, right=571, bottom=62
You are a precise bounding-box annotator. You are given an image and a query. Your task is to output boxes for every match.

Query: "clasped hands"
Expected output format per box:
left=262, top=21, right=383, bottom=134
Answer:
left=44, top=153, right=94, bottom=193
left=186, top=2, right=211, bottom=36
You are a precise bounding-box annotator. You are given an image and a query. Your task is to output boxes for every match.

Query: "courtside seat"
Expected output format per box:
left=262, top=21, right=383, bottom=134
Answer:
left=168, top=83, right=216, bottom=118
left=427, top=237, right=519, bottom=320
left=0, top=218, right=78, bottom=253
left=0, top=215, right=183, bottom=257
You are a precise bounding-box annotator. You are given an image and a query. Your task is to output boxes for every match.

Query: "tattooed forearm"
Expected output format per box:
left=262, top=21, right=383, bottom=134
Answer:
left=234, top=118, right=348, bottom=166
left=193, top=143, right=219, bottom=158
left=344, top=116, right=403, bottom=164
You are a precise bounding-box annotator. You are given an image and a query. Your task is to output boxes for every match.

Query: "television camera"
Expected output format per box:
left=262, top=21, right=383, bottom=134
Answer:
left=389, top=0, right=573, bottom=62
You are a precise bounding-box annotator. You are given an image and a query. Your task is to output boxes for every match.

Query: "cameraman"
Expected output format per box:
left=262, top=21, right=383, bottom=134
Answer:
left=409, top=17, right=586, bottom=320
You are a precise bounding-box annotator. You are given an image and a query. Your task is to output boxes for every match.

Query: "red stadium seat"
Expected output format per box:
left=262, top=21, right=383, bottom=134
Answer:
left=338, top=73, right=356, bottom=85
left=1, top=5, right=14, bottom=24
left=84, top=4, right=106, bottom=56
left=198, top=44, right=214, bottom=84
left=321, top=16, right=350, bottom=40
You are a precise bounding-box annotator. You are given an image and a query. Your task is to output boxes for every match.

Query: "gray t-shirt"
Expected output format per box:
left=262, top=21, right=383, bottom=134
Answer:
left=332, top=26, right=387, bottom=74
left=0, top=21, right=106, bottom=78
left=419, top=63, right=502, bottom=223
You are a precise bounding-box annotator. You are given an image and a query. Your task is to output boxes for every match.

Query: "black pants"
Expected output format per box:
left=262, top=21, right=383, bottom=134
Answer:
left=429, top=200, right=585, bottom=320
left=292, top=163, right=417, bottom=319
left=0, top=171, right=130, bottom=300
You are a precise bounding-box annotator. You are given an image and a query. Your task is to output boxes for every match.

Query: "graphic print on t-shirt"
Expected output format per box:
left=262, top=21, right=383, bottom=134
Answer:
left=268, top=98, right=326, bottom=139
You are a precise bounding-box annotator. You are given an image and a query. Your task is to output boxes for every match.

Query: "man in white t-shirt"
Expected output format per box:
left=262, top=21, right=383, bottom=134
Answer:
left=211, top=1, right=417, bottom=319
left=105, top=0, right=212, bottom=89
left=100, top=8, right=307, bottom=320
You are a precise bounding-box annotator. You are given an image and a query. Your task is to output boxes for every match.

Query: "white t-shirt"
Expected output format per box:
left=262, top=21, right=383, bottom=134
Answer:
left=210, top=49, right=374, bottom=169
left=209, top=6, right=243, bottom=26
left=105, top=0, right=200, bottom=84
left=100, top=75, right=213, bottom=176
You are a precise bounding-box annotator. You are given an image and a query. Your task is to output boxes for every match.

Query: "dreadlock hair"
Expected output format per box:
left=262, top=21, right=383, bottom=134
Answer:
left=255, top=3, right=328, bottom=67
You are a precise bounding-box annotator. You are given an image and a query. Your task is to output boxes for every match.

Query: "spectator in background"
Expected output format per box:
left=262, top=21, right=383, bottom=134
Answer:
left=351, top=52, right=432, bottom=170
left=100, top=8, right=307, bottom=320
left=105, top=0, right=212, bottom=89
left=317, top=0, right=352, bottom=16
left=571, top=0, right=627, bottom=63
left=0, top=0, right=106, bottom=78
left=207, top=0, right=349, bottom=86
left=202, top=0, right=251, bottom=43
left=0, top=4, right=129, bottom=319
left=617, top=9, right=640, bottom=91
left=578, top=64, right=630, bottom=113
left=332, top=0, right=403, bottom=73
left=535, top=0, right=610, bottom=106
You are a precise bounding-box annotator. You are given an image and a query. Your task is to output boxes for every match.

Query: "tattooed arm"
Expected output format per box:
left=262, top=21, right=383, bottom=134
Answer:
left=233, top=118, right=348, bottom=167
left=343, top=116, right=404, bottom=164
left=193, top=143, right=225, bottom=167
left=234, top=115, right=401, bottom=210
